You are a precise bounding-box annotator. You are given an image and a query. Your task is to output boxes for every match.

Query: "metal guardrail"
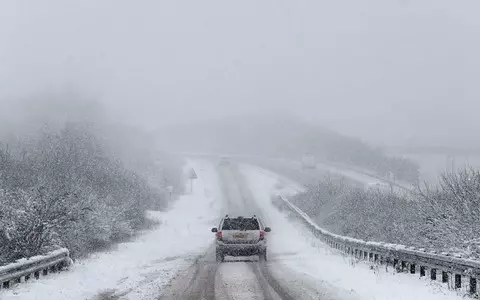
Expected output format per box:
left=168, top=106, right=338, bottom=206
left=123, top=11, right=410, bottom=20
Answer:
left=273, top=195, right=480, bottom=296
left=0, top=248, right=71, bottom=290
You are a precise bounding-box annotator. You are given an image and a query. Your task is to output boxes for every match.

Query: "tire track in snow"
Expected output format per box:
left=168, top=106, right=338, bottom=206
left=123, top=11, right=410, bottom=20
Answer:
left=157, top=245, right=218, bottom=300
left=218, top=164, right=296, bottom=300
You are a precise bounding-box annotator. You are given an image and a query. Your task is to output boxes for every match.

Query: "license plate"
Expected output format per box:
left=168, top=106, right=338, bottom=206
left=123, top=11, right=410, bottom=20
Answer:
left=233, top=233, right=246, bottom=238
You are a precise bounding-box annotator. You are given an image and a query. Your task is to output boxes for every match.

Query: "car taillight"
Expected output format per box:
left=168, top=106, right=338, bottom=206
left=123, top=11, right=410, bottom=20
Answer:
left=216, top=231, right=222, bottom=241
left=259, top=231, right=265, bottom=240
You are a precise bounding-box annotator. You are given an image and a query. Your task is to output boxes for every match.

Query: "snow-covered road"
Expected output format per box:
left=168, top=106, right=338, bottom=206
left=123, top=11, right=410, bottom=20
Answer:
left=0, top=160, right=464, bottom=300
left=160, top=163, right=462, bottom=300
left=158, top=165, right=295, bottom=300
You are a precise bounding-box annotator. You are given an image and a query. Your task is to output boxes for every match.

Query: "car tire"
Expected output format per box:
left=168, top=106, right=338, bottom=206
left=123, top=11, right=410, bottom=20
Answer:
left=216, top=251, right=224, bottom=262
left=259, top=250, right=267, bottom=262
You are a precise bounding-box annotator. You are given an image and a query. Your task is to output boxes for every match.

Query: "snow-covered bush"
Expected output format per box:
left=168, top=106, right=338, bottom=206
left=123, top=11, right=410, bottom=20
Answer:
left=0, top=118, right=182, bottom=264
left=292, top=168, right=480, bottom=257
left=293, top=180, right=421, bottom=245
left=417, top=168, right=480, bottom=256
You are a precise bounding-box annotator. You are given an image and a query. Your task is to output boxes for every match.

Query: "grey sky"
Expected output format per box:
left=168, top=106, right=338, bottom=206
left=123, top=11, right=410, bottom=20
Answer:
left=1, top=0, right=479, bottom=146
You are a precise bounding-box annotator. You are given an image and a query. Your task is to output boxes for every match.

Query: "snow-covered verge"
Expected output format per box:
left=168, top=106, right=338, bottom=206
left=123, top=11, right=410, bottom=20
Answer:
left=241, top=156, right=412, bottom=197
left=240, top=164, right=466, bottom=300
left=0, top=159, right=222, bottom=300
left=316, top=160, right=414, bottom=194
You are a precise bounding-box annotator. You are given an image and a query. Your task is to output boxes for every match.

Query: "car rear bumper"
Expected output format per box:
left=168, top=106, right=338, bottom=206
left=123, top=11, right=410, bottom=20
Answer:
left=216, top=242, right=266, bottom=256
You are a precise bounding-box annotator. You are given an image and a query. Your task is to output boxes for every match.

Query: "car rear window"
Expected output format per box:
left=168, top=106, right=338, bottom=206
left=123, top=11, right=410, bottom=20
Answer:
left=222, top=218, right=260, bottom=230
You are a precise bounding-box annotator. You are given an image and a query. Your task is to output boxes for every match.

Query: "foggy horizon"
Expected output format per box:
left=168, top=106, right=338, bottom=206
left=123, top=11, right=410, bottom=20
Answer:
left=1, top=0, right=480, bottom=147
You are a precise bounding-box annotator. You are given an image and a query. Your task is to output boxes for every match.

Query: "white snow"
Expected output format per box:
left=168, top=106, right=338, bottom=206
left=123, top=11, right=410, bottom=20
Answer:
left=239, top=164, right=466, bottom=300
left=313, top=161, right=412, bottom=195
left=246, top=165, right=305, bottom=195
left=0, top=159, right=222, bottom=300
left=215, top=263, right=263, bottom=300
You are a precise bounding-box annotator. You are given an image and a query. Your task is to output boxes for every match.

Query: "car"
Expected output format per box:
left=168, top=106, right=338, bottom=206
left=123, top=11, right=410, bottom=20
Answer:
left=364, top=181, right=391, bottom=193
left=211, top=215, right=271, bottom=262
left=218, top=156, right=231, bottom=166
left=301, top=153, right=316, bottom=169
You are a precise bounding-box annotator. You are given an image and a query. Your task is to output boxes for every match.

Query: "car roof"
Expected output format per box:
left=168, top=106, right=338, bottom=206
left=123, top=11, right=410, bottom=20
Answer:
left=222, top=214, right=259, bottom=219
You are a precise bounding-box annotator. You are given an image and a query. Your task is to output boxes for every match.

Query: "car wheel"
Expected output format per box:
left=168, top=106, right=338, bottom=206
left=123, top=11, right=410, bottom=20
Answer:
left=216, top=251, right=224, bottom=262
left=259, top=250, right=267, bottom=262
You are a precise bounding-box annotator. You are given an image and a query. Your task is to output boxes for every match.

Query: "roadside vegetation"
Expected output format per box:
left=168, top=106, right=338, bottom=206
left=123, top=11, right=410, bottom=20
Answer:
left=292, top=168, right=480, bottom=258
left=0, top=98, right=183, bottom=265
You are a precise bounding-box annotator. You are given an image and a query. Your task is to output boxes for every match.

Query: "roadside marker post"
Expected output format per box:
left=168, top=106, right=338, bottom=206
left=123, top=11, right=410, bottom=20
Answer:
left=167, top=185, right=174, bottom=201
left=189, top=168, right=198, bottom=193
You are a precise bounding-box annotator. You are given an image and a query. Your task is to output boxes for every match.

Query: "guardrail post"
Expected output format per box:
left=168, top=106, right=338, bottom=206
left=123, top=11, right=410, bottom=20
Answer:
left=50, top=265, right=57, bottom=273
left=364, top=252, right=368, bottom=260
left=393, top=259, right=398, bottom=268
left=410, top=264, right=416, bottom=274
left=431, top=268, right=437, bottom=280
left=420, top=266, right=426, bottom=277
left=455, top=274, right=461, bottom=289
left=3, top=281, right=10, bottom=289
left=374, top=254, right=379, bottom=263
left=401, top=261, right=407, bottom=272
left=470, top=277, right=477, bottom=295
left=369, top=253, right=373, bottom=261
left=442, top=271, right=448, bottom=283
left=34, top=271, right=40, bottom=280
left=43, top=268, right=48, bottom=276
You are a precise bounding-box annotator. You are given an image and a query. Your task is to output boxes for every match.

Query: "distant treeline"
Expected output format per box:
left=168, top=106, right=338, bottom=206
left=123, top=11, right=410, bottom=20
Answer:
left=0, top=122, right=183, bottom=265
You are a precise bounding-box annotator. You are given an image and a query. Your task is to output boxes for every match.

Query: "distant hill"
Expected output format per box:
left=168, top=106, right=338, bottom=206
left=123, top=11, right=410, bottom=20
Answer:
left=156, top=116, right=419, bottom=184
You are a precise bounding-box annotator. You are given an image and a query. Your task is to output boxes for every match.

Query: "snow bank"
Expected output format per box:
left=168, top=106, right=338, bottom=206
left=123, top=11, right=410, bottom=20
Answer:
left=240, top=164, right=465, bottom=300
left=0, top=159, right=222, bottom=300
